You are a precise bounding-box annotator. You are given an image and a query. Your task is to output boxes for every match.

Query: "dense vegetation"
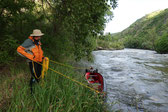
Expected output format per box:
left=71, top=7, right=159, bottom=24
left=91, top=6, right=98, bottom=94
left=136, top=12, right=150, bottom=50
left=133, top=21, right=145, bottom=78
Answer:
left=155, top=33, right=168, bottom=53
left=96, top=33, right=124, bottom=50
left=110, top=9, right=168, bottom=53
left=0, top=0, right=118, bottom=111
left=0, top=0, right=117, bottom=65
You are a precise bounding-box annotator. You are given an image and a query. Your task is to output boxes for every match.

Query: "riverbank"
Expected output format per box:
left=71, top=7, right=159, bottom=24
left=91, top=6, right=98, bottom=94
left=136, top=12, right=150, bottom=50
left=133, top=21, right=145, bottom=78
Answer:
left=96, top=46, right=123, bottom=50
left=96, top=38, right=124, bottom=51
left=0, top=60, right=106, bottom=111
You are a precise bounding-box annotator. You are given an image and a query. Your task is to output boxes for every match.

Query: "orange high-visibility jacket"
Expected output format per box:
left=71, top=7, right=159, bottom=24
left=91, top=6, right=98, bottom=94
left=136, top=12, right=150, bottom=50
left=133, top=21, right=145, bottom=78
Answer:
left=17, top=36, right=44, bottom=62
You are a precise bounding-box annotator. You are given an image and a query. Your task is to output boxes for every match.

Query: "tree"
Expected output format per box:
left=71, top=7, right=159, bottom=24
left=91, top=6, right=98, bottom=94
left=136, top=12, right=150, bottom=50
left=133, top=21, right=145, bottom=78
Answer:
left=39, top=0, right=118, bottom=60
left=155, top=33, right=168, bottom=54
left=0, top=0, right=118, bottom=63
left=147, top=27, right=157, bottom=49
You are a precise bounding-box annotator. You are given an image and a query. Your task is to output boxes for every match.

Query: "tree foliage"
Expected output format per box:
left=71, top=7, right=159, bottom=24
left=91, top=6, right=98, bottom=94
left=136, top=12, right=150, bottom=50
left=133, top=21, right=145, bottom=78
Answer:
left=155, top=33, right=168, bottom=54
left=0, top=0, right=118, bottom=64
left=97, top=33, right=124, bottom=50
left=41, top=0, right=117, bottom=60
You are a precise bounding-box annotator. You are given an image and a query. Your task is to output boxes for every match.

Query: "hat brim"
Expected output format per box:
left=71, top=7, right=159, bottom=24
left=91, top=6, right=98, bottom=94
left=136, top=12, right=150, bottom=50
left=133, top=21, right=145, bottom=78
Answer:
left=30, top=33, right=44, bottom=36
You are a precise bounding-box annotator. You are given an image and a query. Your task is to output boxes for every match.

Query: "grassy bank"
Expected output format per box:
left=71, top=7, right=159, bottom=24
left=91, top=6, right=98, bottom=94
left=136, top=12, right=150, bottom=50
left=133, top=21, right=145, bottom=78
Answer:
left=0, top=60, right=106, bottom=112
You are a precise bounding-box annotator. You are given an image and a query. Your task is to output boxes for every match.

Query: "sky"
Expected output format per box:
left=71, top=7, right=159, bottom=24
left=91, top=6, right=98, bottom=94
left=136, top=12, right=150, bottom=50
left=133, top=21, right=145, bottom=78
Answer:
left=104, top=0, right=168, bottom=34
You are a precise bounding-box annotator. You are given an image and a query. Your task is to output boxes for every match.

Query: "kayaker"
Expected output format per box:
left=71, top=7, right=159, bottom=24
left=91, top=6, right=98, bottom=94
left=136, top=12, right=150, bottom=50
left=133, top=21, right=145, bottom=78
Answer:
left=85, top=67, right=104, bottom=92
left=85, top=67, right=98, bottom=73
left=17, top=29, right=46, bottom=94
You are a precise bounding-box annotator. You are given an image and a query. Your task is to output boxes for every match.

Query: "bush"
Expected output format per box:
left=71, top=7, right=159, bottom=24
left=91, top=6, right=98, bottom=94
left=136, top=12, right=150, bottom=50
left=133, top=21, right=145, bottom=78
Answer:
left=97, top=40, right=110, bottom=48
left=0, top=35, right=19, bottom=65
left=97, top=34, right=124, bottom=50
left=123, top=36, right=154, bottom=49
left=155, top=33, right=168, bottom=53
left=141, top=41, right=153, bottom=49
left=110, top=41, right=124, bottom=49
left=124, top=36, right=142, bottom=48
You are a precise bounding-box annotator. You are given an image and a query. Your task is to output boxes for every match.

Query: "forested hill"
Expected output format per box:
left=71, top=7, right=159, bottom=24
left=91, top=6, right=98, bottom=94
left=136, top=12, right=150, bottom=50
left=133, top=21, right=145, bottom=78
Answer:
left=121, top=9, right=168, bottom=38
left=112, top=8, right=168, bottom=53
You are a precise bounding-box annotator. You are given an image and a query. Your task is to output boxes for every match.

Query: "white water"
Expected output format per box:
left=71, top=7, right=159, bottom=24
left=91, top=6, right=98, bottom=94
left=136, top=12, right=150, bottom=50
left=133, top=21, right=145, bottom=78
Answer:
left=89, top=49, right=168, bottom=112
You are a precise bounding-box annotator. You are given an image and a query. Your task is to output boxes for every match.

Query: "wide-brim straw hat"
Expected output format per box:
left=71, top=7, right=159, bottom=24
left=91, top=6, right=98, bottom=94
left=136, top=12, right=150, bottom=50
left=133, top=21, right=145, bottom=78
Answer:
left=30, top=29, right=44, bottom=36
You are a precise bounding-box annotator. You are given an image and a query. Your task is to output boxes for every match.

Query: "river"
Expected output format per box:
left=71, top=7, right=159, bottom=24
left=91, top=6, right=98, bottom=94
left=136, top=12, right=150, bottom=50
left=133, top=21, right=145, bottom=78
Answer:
left=86, top=48, right=168, bottom=112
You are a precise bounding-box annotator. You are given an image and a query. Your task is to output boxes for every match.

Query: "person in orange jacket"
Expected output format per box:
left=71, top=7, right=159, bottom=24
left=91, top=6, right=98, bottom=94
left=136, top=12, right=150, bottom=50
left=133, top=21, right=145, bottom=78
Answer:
left=17, top=29, right=45, bottom=94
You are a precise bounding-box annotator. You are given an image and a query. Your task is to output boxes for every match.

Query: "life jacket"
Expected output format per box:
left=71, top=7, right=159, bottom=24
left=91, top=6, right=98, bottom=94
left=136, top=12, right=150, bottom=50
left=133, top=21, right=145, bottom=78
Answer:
left=85, top=72, right=104, bottom=92
left=17, top=36, right=44, bottom=62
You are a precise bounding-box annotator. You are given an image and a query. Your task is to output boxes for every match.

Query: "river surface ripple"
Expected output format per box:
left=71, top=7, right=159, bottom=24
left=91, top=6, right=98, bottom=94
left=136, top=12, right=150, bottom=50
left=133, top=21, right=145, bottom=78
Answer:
left=91, top=49, right=168, bottom=112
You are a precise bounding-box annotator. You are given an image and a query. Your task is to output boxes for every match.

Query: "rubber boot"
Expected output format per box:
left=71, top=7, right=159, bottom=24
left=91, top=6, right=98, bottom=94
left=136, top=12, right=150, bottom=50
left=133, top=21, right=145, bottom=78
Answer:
left=30, top=77, right=36, bottom=94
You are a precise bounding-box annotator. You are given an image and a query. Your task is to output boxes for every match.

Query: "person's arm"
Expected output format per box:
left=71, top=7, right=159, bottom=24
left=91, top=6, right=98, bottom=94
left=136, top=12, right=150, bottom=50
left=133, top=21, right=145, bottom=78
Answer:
left=17, top=46, right=34, bottom=60
left=17, top=39, right=34, bottom=60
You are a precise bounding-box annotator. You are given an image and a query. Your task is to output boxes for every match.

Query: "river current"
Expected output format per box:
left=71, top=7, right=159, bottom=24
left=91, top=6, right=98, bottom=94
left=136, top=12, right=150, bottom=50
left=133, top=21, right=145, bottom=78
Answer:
left=87, top=49, right=168, bottom=112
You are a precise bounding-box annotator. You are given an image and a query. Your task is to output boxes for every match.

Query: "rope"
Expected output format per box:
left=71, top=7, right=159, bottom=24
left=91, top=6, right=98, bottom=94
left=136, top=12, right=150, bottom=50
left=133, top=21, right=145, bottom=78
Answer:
left=32, top=57, right=49, bottom=80
left=48, top=66, right=100, bottom=94
left=32, top=61, right=41, bottom=79
left=41, top=57, right=49, bottom=79
left=49, top=60, right=89, bottom=70
left=33, top=60, right=101, bottom=94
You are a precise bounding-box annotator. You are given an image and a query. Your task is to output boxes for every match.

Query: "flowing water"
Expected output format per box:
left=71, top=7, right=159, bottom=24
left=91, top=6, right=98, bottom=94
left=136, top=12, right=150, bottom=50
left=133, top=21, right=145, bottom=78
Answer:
left=85, top=49, right=168, bottom=112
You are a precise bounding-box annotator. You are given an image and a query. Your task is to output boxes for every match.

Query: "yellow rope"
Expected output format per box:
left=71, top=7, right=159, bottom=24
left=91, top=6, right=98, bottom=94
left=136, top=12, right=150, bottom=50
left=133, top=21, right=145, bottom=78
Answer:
left=49, top=60, right=89, bottom=70
left=32, top=57, right=49, bottom=80
left=41, top=57, right=49, bottom=79
left=48, top=67, right=100, bottom=94
left=33, top=59, right=100, bottom=94
left=32, top=61, right=41, bottom=79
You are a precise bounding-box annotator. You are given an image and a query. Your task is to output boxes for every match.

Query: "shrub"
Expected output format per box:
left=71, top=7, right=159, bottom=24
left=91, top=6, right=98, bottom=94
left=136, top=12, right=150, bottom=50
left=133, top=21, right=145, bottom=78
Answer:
left=141, top=41, right=153, bottom=49
left=155, top=33, right=168, bottom=53
left=0, top=35, right=19, bottom=65
left=124, top=36, right=142, bottom=48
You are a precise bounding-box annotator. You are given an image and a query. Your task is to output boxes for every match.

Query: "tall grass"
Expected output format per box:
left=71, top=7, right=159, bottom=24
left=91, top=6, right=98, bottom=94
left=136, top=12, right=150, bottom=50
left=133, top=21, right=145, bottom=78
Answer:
left=2, top=62, right=106, bottom=112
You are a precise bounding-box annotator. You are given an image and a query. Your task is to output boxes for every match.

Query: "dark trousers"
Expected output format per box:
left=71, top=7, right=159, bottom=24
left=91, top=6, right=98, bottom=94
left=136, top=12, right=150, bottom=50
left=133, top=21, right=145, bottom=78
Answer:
left=29, top=61, right=42, bottom=94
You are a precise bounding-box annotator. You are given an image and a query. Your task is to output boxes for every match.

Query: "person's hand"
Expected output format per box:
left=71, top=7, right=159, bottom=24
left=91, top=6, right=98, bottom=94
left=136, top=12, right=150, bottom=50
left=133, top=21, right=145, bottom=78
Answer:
left=43, top=57, right=47, bottom=61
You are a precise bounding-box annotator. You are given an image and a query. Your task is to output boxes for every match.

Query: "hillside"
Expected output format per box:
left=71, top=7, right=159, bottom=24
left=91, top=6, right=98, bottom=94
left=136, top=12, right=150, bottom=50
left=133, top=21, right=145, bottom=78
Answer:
left=112, top=8, right=168, bottom=51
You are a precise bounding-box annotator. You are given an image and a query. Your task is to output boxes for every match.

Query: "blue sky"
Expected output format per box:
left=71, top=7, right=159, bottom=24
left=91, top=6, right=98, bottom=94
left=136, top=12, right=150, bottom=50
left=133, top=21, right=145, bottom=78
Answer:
left=104, top=0, right=168, bottom=34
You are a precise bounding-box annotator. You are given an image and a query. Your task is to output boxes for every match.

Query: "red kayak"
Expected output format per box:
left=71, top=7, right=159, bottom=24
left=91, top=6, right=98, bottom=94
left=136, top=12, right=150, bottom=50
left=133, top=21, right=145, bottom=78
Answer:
left=85, top=68, right=104, bottom=92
